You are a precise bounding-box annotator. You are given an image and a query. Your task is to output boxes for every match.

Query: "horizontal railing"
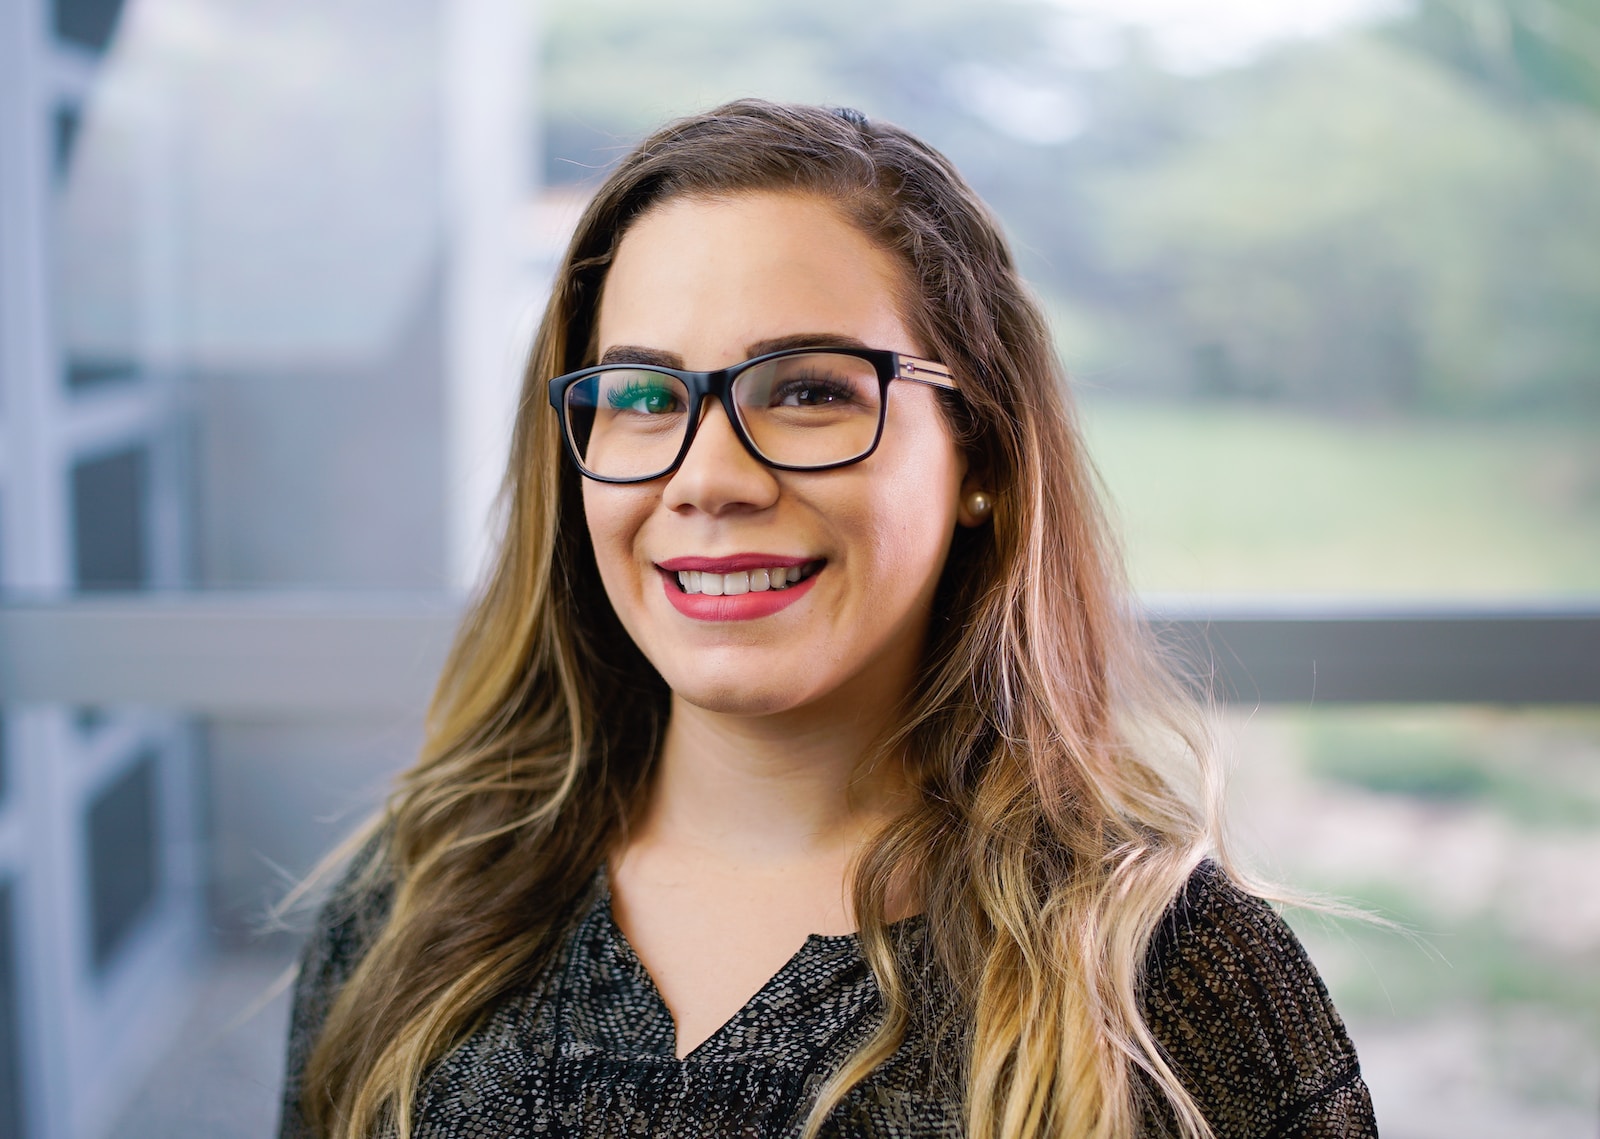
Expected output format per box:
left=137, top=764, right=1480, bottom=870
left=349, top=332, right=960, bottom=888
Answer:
left=1145, top=596, right=1600, bottom=704
left=1, top=593, right=1597, bottom=712
left=0, top=593, right=458, bottom=714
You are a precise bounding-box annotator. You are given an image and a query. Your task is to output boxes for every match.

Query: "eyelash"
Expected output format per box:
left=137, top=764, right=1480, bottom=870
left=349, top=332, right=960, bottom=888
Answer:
left=606, top=381, right=681, bottom=412
left=768, top=375, right=861, bottom=406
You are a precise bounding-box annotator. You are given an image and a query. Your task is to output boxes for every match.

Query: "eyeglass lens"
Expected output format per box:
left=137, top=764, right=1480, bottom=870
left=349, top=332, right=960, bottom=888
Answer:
left=564, top=352, right=883, bottom=480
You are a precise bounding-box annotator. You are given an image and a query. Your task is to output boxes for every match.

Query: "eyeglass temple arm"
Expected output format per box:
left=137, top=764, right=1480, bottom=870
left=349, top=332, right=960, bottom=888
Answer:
left=896, top=354, right=957, bottom=390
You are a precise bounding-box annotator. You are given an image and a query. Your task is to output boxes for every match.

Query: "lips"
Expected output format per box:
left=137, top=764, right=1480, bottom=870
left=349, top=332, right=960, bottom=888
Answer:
left=655, top=555, right=823, bottom=621
left=657, top=554, right=811, bottom=573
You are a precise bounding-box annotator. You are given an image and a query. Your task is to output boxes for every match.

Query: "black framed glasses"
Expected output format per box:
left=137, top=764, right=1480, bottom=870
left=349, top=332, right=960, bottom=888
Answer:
left=547, top=346, right=958, bottom=483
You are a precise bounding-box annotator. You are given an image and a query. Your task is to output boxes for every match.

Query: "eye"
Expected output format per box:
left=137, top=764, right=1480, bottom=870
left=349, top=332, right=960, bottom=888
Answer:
left=606, top=380, right=682, bottom=414
left=770, top=374, right=862, bottom=408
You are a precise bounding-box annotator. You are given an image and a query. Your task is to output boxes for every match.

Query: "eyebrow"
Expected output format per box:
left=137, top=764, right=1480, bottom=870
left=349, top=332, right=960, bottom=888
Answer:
left=599, top=345, right=682, bottom=368
left=598, top=333, right=874, bottom=370
left=747, top=332, right=871, bottom=357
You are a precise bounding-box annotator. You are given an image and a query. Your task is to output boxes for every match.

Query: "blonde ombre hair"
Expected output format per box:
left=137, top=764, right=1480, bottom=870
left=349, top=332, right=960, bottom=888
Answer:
left=300, top=99, right=1231, bottom=1139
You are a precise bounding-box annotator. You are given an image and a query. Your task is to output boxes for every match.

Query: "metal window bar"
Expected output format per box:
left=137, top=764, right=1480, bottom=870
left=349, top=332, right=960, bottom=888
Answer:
left=0, top=594, right=1596, bottom=712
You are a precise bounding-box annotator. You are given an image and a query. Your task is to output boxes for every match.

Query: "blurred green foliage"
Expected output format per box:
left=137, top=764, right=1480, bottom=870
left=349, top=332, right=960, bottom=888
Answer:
left=1289, top=890, right=1600, bottom=1021
left=1398, top=0, right=1600, bottom=115
left=543, top=0, right=1600, bottom=420
left=1301, top=710, right=1600, bottom=824
left=1307, top=720, right=1498, bottom=801
left=1265, top=707, right=1600, bottom=1096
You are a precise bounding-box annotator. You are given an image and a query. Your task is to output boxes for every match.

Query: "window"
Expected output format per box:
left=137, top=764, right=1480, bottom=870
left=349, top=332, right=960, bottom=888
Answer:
left=52, top=0, right=127, bottom=54
left=84, top=750, right=162, bottom=973
left=71, top=445, right=149, bottom=592
left=0, top=880, right=24, bottom=1138
left=1229, top=706, right=1600, bottom=1132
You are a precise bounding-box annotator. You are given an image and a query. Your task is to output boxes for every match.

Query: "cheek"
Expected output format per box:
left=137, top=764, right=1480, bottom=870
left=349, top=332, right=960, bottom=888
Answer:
left=861, top=428, right=965, bottom=569
left=844, top=464, right=961, bottom=589
left=581, top=484, right=653, bottom=607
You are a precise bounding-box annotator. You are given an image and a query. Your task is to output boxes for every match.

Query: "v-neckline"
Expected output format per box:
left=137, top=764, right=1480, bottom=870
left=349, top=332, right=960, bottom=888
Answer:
left=590, top=867, right=864, bottom=1061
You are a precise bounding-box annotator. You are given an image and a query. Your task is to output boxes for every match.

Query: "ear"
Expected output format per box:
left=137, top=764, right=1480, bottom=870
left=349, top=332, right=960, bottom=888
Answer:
left=956, top=470, right=994, bottom=528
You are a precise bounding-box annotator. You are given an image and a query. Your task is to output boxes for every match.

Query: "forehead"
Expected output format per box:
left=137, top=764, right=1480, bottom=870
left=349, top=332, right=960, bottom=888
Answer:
left=596, top=192, right=918, bottom=368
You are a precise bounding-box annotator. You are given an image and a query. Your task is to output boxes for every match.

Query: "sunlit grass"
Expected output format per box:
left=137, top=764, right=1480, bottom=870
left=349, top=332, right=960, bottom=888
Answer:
left=1077, top=400, right=1600, bottom=597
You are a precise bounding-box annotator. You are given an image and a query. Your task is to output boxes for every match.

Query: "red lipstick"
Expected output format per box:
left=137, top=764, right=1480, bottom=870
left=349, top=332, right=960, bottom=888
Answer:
left=657, top=553, right=810, bottom=573
left=656, top=555, right=821, bottom=622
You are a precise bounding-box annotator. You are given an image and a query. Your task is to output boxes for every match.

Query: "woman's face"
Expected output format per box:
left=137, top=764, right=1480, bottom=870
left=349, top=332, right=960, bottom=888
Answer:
left=583, top=191, right=975, bottom=719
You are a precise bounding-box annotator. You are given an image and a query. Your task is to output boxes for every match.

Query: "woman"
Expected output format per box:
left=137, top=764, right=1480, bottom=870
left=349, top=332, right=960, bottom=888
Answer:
left=280, top=100, right=1376, bottom=1139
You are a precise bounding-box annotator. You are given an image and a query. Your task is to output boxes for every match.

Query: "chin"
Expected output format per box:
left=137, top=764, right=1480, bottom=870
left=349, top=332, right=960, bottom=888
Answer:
left=666, top=674, right=816, bottom=718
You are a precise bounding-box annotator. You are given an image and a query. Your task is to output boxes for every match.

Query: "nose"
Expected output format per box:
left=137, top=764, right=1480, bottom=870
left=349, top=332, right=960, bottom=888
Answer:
left=661, top=398, right=780, bottom=515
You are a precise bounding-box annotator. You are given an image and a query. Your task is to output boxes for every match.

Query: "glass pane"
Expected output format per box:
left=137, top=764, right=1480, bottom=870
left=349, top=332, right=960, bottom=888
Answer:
left=53, top=102, right=81, bottom=182
left=103, top=710, right=407, bottom=1137
left=5, top=2, right=522, bottom=1137
left=85, top=749, right=162, bottom=971
left=1081, top=397, right=1600, bottom=598
left=543, top=0, right=1600, bottom=599
left=71, top=445, right=149, bottom=591
left=53, top=0, right=128, bottom=54
left=0, top=880, right=23, bottom=1138
left=1227, top=706, right=1600, bottom=1135
left=55, top=74, right=144, bottom=396
left=45, top=0, right=464, bottom=594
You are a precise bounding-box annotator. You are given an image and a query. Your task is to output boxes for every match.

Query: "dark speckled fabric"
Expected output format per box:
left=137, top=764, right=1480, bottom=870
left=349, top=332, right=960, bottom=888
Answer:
left=279, top=858, right=1376, bottom=1138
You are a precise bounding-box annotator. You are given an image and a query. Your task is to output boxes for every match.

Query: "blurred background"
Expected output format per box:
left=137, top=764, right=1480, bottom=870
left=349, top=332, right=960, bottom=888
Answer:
left=0, top=0, right=1596, bottom=1135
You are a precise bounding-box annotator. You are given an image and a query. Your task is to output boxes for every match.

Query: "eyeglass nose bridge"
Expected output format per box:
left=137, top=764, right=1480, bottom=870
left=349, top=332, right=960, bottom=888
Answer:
left=668, top=367, right=773, bottom=478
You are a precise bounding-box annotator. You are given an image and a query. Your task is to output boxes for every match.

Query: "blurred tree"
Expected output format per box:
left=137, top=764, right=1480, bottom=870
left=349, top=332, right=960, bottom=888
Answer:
left=540, top=0, right=1054, bottom=184
left=1395, top=0, right=1600, bottom=114
left=1078, top=35, right=1600, bottom=417
left=541, top=0, right=1600, bottom=419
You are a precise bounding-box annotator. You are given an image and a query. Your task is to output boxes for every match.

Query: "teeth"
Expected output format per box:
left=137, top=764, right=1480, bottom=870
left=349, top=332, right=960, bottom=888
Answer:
left=674, top=564, right=813, bottom=595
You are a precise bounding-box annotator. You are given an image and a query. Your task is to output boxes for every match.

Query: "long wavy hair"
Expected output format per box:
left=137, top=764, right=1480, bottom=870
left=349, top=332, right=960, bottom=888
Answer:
left=300, top=99, right=1230, bottom=1139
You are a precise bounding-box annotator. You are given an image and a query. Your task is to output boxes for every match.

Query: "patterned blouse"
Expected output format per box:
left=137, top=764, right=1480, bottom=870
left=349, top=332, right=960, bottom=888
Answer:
left=278, top=857, right=1377, bottom=1138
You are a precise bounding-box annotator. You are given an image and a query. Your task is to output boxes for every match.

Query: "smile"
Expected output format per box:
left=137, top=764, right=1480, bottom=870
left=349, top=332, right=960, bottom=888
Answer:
left=673, top=563, right=819, bottom=595
left=654, top=557, right=824, bottom=621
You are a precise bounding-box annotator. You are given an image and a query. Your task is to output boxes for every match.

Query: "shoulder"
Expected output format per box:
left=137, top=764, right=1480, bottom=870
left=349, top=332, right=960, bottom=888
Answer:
left=295, top=826, right=397, bottom=1001
left=278, top=825, right=396, bottom=1139
left=1140, top=861, right=1377, bottom=1139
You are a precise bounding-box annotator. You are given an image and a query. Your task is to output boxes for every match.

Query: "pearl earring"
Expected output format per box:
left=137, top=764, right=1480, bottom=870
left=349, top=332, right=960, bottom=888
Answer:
left=964, top=491, right=993, bottom=520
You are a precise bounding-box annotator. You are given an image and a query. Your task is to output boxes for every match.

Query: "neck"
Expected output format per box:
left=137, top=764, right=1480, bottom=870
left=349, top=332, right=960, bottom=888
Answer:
left=635, top=692, right=913, bottom=866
